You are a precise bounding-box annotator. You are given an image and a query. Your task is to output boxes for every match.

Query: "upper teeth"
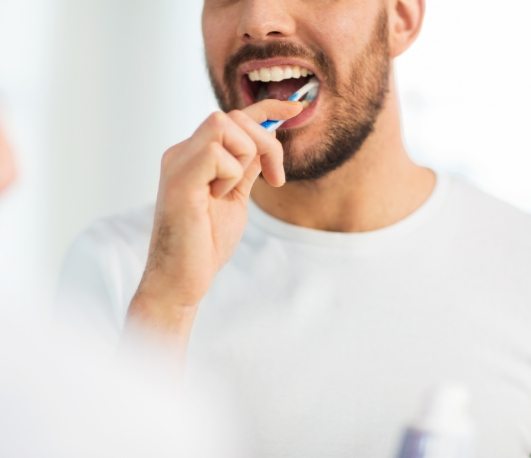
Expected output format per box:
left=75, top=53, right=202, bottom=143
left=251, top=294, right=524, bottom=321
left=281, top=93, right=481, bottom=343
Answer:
left=247, top=65, right=314, bottom=83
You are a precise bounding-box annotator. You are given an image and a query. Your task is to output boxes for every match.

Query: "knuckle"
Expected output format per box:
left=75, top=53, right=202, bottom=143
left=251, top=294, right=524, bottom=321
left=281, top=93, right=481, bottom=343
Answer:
left=239, top=138, right=257, bottom=160
left=264, top=137, right=282, bottom=156
left=246, top=140, right=258, bottom=159
left=161, top=146, right=175, bottom=169
left=228, top=109, right=245, bottom=122
left=161, top=140, right=189, bottom=170
left=207, top=111, right=227, bottom=130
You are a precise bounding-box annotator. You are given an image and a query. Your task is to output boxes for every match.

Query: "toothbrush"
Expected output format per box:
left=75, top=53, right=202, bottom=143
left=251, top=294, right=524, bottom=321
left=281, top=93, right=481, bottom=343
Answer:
left=261, top=78, right=320, bottom=132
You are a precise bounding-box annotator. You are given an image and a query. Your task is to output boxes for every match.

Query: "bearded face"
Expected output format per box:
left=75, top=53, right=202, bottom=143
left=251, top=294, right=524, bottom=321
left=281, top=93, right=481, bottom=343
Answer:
left=203, top=4, right=391, bottom=182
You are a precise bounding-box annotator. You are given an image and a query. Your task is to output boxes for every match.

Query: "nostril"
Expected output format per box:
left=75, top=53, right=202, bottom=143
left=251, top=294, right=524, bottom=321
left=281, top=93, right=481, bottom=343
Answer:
left=243, top=30, right=284, bottom=41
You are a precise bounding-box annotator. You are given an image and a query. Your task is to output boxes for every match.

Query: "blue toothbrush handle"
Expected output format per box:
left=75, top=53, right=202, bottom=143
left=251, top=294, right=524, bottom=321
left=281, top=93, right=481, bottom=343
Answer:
left=260, top=92, right=301, bottom=130
left=261, top=119, right=281, bottom=130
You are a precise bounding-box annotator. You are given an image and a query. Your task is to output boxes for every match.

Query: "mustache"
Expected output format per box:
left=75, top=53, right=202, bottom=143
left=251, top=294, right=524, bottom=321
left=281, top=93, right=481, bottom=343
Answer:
left=223, top=41, right=336, bottom=90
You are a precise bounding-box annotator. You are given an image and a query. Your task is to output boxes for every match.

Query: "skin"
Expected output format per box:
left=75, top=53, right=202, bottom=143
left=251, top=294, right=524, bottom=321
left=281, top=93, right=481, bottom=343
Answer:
left=127, top=0, right=434, bottom=358
left=0, top=124, right=16, bottom=193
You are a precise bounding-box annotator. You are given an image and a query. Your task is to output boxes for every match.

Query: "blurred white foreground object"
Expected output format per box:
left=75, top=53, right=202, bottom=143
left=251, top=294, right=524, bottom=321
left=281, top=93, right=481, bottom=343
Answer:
left=396, top=384, right=475, bottom=458
left=0, top=309, right=240, bottom=458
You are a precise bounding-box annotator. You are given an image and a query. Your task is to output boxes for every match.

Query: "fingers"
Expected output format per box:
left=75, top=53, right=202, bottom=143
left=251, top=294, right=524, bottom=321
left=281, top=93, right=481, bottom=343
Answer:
left=208, top=143, right=244, bottom=198
left=235, top=100, right=303, bottom=190
left=191, top=112, right=257, bottom=171
left=180, top=100, right=303, bottom=199
left=242, top=99, right=303, bottom=124
left=227, top=109, right=285, bottom=188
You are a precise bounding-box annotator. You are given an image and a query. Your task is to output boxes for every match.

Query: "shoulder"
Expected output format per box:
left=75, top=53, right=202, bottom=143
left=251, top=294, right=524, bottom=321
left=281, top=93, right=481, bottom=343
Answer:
left=444, top=174, right=531, bottom=241
left=61, top=203, right=155, bottom=294
left=76, top=204, right=155, bottom=251
left=66, top=205, right=155, bottom=270
left=56, top=205, right=155, bottom=332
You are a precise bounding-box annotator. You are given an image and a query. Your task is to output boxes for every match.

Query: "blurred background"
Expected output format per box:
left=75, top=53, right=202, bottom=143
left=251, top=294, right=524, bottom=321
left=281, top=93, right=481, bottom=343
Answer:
left=1, top=0, right=530, bottom=308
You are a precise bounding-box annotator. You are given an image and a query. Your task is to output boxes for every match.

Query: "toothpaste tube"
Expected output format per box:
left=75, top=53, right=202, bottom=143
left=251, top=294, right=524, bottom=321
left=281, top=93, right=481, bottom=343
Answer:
left=396, top=384, right=475, bottom=458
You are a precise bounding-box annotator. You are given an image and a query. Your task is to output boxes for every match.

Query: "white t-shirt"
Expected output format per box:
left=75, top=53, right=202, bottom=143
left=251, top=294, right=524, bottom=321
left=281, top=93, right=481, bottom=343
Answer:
left=57, top=174, right=531, bottom=458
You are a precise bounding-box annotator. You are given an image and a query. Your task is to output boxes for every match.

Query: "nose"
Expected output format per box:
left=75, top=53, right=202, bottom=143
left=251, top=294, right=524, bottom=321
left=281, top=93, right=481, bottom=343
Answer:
left=237, top=0, right=296, bottom=42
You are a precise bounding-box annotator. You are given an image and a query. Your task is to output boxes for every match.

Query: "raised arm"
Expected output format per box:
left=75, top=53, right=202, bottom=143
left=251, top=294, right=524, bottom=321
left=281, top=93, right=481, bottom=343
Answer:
left=126, top=99, right=302, bottom=359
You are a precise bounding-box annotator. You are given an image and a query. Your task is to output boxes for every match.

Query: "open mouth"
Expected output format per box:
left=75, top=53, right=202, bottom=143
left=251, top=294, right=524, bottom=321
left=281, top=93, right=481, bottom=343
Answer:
left=241, top=64, right=321, bottom=108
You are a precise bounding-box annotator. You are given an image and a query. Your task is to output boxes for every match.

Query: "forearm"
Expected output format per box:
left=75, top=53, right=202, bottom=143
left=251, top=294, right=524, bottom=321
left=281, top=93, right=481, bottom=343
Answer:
left=119, top=100, right=298, bottom=363
left=125, top=289, right=199, bottom=361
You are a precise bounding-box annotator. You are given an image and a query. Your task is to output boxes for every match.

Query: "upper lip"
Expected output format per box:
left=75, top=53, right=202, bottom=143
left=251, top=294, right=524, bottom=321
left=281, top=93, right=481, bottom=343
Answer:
left=238, top=58, right=321, bottom=81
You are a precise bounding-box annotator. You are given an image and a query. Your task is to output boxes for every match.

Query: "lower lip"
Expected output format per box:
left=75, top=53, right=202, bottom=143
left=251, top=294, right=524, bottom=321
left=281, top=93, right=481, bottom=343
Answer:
left=280, top=95, right=320, bottom=130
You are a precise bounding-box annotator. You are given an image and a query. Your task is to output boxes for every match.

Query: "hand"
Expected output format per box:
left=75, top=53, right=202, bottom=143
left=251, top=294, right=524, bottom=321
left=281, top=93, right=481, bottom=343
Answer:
left=128, top=100, right=302, bottom=331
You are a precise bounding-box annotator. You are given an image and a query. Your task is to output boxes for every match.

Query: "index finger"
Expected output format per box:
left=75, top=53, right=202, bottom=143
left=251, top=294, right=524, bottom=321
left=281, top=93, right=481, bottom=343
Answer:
left=242, top=99, right=303, bottom=124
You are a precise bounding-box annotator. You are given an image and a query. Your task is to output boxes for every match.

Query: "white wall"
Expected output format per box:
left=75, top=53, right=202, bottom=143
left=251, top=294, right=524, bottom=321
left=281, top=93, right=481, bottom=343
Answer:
left=47, top=0, right=216, bottom=277
left=398, top=0, right=531, bottom=211
left=1, top=1, right=530, bottom=306
left=0, top=0, right=57, bottom=304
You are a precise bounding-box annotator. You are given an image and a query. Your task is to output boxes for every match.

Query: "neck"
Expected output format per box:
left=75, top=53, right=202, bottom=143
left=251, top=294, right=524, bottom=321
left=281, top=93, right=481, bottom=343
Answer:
left=250, top=78, right=436, bottom=233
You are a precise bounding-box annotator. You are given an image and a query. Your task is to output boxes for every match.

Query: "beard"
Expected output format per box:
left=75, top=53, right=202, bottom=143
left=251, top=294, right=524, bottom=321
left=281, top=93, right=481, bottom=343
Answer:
left=207, top=10, right=390, bottom=182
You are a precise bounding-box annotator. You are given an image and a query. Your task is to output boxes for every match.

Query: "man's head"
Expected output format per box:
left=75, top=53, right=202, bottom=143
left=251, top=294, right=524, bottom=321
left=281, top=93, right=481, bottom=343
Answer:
left=203, top=0, right=424, bottom=182
left=0, top=124, right=16, bottom=193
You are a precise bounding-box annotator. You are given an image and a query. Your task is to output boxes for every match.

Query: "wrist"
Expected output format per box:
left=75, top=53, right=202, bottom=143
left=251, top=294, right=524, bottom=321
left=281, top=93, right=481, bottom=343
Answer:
left=124, top=290, right=198, bottom=364
left=128, top=287, right=197, bottom=319
left=135, top=264, right=205, bottom=308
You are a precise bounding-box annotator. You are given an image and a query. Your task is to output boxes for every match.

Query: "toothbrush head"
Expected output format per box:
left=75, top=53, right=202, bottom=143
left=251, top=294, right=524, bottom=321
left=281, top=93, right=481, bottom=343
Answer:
left=304, top=84, right=319, bottom=103
left=287, top=78, right=320, bottom=103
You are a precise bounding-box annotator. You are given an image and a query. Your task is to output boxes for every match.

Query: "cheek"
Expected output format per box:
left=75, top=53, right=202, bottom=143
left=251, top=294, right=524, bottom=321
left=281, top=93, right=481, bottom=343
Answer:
left=304, top=3, right=383, bottom=80
left=203, top=21, right=224, bottom=71
left=202, top=9, right=240, bottom=81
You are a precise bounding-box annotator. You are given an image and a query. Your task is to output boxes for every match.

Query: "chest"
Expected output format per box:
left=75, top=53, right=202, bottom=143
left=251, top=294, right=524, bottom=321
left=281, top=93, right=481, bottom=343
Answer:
left=187, top=250, right=531, bottom=458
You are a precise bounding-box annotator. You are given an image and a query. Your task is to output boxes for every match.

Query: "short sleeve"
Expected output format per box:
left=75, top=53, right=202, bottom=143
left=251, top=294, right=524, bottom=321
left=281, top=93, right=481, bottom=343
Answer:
left=55, top=222, right=130, bottom=348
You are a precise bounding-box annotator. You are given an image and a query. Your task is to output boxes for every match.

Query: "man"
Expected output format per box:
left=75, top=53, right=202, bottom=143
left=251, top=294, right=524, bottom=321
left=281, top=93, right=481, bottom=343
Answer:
left=57, top=1, right=531, bottom=457
left=0, top=122, right=234, bottom=457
